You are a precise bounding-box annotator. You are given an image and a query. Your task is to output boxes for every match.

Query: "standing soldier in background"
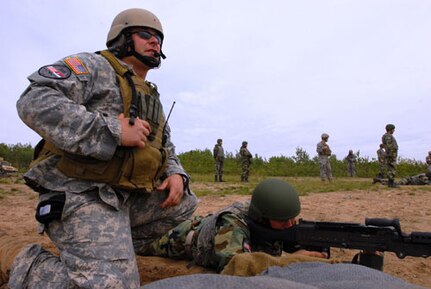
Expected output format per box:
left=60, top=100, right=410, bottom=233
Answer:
left=240, top=141, right=253, bottom=182
left=381, top=124, right=398, bottom=188
left=376, top=144, right=386, bottom=179
left=213, top=139, right=225, bottom=182
left=316, top=133, right=333, bottom=182
left=426, top=151, right=431, bottom=179
left=345, top=150, right=357, bottom=177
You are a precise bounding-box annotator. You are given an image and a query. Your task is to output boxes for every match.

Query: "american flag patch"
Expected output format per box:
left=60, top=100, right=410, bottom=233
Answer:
left=64, top=57, right=88, bottom=75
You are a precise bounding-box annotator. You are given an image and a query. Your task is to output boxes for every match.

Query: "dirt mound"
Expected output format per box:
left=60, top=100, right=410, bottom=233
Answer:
left=0, top=183, right=430, bottom=287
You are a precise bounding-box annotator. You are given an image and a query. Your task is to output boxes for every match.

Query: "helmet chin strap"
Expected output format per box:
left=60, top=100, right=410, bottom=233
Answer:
left=121, top=32, right=166, bottom=68
left=132, top=50, right=161, bottom=68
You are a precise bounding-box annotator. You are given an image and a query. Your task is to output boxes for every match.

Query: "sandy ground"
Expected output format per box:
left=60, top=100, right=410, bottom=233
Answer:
left=0, top=182, right=430, bottom=288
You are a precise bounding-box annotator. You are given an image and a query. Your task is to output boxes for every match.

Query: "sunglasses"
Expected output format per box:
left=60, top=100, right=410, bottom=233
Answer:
left=135, top=30, right=162, bottom=45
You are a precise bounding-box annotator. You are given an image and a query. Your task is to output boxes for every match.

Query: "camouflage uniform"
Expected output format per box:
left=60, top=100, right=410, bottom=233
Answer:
left=381, top=131, right=398, bottom=182
left=213, top=140, right=225, bottom=182
left=345, top=151, right=356, bottom=177
left=426, top=152, right=431, bottom=177
left=143, top=202, right=289, bottom=272
left=376, top=146, right=386, bottom=178
left=316, top=139, right=332, bottom=181
left=13, top=52, right=198, bottom=289
left=375, top=173, right=430, bottom=186
left=239, top=142, right=252, bottom=182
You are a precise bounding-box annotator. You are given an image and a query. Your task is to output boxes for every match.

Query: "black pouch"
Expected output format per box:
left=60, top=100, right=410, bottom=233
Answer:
left=35, top=194, right=66, bottom=225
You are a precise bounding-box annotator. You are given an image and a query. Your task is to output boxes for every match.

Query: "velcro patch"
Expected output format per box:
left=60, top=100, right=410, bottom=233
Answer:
left=38, top=65, right=71, bottom=79
left=64, top=57, right=89, bottom=75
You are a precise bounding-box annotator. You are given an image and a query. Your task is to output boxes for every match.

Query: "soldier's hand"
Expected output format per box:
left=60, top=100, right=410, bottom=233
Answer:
left=157, top=174, right=184, bottom=208
left=293, top=249, right=328, bottom=259
left=118, top=113, right=151, bottom=148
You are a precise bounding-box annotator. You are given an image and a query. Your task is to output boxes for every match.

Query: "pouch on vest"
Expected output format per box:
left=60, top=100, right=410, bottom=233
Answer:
left=35, top=194, right=66, bottom=225
left=56, top=147, right=131, bottom=184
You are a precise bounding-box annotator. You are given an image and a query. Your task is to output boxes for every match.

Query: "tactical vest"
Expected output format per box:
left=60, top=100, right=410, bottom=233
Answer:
left=32, top=50, right=168, bottom=191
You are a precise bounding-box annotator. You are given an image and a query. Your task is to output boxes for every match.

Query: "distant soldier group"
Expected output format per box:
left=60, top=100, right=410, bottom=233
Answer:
left=215, top=123, right=428, bottom=187
left=213, top=139, right=253, bottom=182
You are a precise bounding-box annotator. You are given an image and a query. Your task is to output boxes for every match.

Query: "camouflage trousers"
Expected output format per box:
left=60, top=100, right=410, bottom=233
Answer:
left=385, top=156, right=397, bottom=180
left=318, top=156, right=332, bottom=181
left=378, top=162, right=386, bottom=178
left=215, top=158, right=224, bottom=179
left=9, top=188, right=198, bottom=289
left=347, top=162, right=355, bottom=177
left=241, top=161, right=251, bottom=181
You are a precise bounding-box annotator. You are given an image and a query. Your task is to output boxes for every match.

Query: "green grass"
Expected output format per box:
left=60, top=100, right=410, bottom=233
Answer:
left=189, top=174, right=431, bottom=197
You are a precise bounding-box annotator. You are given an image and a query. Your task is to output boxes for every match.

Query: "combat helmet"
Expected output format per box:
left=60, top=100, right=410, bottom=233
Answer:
left=106, top=8, right=165, bottom=67
left=385, top=124, right=395, bottom=131
left=321, top=133, right=329, bottom=139
left=242, top=141, right=248, bottom=146
left=248, top=179, right=301, bottom=222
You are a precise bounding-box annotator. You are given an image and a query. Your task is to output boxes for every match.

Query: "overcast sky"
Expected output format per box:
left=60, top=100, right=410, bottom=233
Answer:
left=1, top=0, right=430, bottom=161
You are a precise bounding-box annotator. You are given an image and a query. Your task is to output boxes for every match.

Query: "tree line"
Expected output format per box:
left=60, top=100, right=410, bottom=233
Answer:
left=0, top=143, right=426, bottom=178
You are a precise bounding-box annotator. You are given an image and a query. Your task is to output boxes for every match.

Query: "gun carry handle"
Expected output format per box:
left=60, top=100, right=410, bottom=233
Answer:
left=365, top=218, right=401, bottom=233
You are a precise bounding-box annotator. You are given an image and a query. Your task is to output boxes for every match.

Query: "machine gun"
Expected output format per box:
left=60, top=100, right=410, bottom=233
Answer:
left=248, top=217, right=431, bottom=259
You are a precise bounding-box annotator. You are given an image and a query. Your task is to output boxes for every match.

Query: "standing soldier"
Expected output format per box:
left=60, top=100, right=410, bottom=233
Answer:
left=381, top=124, right=398, bottom=187
left=376, top=144, right=386, bottom=179
left=345, top=150, right=357, bottom=177
left=426, top=151, right=431, bottom=179
left=213, top=138, right=225, bottom=182
left=240, top=141, right=253, bottom=182
left=316, top=133, right=332, bottom=181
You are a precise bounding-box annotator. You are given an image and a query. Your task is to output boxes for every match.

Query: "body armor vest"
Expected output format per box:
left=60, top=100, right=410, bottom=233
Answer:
left=32, top=50, right=167, bottom=191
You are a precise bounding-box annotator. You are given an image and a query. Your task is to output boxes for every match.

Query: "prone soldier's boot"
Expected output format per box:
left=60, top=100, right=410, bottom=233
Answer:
left=388, top=179, right=399, bottom=188
left=0, top=230, right=29, bottom=285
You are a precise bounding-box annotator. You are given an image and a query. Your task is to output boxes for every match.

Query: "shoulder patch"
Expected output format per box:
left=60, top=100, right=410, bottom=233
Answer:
left=38, top=65, right=71, bottom=79
left=64, top=57, right=89, bottom=75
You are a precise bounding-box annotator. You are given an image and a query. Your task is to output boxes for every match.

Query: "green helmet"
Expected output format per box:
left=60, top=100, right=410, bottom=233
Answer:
left=248, top=179, right=301, bottom=222
left=385, top=124, right=395, bottom=131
